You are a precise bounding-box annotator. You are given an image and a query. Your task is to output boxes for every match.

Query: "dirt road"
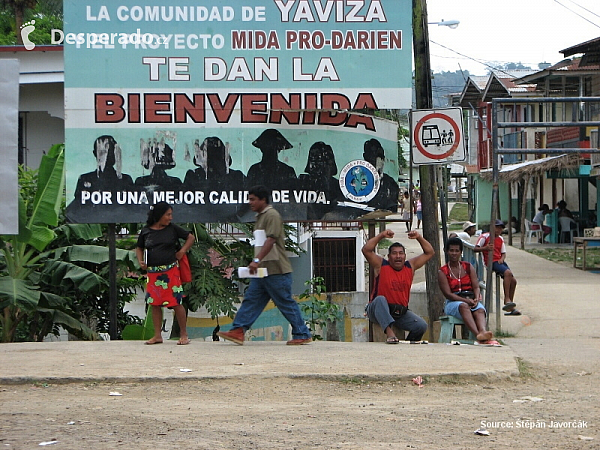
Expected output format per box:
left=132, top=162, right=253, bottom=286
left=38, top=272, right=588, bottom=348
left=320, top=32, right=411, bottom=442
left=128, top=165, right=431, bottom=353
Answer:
left=2, top=359, right=597, bottom=450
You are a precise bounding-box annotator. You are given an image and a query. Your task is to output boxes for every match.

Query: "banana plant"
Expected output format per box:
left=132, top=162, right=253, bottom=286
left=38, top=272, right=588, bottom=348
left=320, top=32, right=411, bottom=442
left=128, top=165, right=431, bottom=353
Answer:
left=0, top=144, right=100, bottom=342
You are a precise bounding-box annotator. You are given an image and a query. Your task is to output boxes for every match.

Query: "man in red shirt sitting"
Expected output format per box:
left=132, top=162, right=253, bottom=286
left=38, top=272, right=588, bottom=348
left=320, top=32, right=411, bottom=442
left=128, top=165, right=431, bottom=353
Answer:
left=362, top=229, right=435, bottom=343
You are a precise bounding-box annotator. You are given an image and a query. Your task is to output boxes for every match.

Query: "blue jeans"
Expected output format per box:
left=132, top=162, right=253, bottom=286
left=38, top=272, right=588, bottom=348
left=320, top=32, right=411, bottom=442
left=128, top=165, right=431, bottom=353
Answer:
left=366, top=295, right=428, bottom=341
left=232, top=273, right=311, bottom=340
left=492, top=261, right=510, bottom=277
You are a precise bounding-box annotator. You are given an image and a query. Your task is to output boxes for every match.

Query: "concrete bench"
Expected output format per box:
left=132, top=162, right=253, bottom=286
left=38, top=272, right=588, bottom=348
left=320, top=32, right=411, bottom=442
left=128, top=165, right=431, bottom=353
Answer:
left=438, top=315, right=475, bottom=344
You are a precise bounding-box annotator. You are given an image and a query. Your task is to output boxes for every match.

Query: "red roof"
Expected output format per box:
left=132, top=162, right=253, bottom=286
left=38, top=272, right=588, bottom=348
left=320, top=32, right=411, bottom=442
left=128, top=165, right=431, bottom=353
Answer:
left=0, top=45, right=63, bottom=52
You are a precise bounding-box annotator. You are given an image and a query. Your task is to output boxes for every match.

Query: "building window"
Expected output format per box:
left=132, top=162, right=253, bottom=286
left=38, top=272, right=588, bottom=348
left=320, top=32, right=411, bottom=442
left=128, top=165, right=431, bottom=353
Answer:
left=312, top=237, right=356, bottom=292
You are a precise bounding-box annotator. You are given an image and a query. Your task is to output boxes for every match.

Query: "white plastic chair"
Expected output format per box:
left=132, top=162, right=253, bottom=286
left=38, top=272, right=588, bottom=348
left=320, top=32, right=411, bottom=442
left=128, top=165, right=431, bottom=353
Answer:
left=525, top=219, right=543, bottom=244
left=558, top=216, right=578, bottom=243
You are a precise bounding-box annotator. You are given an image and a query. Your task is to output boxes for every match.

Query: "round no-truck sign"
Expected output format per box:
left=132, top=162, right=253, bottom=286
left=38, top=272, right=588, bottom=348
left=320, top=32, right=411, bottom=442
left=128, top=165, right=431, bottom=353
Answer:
left=411, top=107, right=465, bottom=164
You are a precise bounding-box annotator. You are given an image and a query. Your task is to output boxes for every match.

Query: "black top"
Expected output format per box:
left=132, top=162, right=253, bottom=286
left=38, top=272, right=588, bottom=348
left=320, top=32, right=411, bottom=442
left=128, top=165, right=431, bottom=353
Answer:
left=136, top=223, right=190, bottom=267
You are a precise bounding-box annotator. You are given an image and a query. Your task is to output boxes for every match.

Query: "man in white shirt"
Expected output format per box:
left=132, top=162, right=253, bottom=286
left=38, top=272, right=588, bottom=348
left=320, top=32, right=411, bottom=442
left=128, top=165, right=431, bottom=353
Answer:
left=452, top=221, right=478, bottom=242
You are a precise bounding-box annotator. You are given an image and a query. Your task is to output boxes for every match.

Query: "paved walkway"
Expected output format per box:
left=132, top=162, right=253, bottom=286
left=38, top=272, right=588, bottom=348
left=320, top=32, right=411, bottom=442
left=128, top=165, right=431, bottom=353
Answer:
left=1, top=216, right=599, bottom=384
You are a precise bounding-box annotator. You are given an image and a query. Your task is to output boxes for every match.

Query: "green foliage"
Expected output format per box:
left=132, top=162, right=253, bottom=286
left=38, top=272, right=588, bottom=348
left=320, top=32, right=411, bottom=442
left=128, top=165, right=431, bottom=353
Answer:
left=183, top=222, right=307, bottom=323
left=24, top=8, right=62, bottom=44
left=516, top=357, right=535, bottom=378
left=377, top=238, right=393, bottom=250
left=0, top=0, right=62, bottom=45
left=0, top=145, right=142, bottom=342
left=299, top=276, right=341, bottom=341
left=431, top=70, right=471, bottom=107
left=0, top=9, right=15, bottom=44
left=1, top=145, right=65, bottom=341
left=48, top=224, right=144, bottom=338
left=449, top=202, right=469, bottom=223
left=372, top=109, right=409, bottom=170
left=183, top=223, right=242, bottom=320
left=526, top=247, right=600, bottom=269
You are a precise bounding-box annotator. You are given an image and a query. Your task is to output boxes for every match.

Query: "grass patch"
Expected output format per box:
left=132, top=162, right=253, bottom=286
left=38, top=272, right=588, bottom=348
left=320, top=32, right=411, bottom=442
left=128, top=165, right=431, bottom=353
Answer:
left=437, top=375, right=461, bottom=385
left=516, top=357, right=535, bottom=379
left=377, top=238, right=393, bottom=250
left=495, top=330, right=516, bottom=338
left=340, top=377, right=367, bottom=385
left=449, top=202, right=469, bottom=223
left=525, top=247, right=600, bottom=269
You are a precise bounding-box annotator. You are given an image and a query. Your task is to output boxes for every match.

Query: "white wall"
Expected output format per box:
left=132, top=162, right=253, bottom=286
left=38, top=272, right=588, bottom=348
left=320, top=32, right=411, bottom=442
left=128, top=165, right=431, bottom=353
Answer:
left=0, top=48, right=64, bottom=170
left=21, top=110, right=64, bottom=169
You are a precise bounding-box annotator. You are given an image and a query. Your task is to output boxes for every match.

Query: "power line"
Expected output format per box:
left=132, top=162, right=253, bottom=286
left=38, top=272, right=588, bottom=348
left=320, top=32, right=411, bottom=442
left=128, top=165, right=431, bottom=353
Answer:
left=432, top=52, right=538, bottom=69
left=562, top=0, right=600, bottom=19
left=553, top=0, right=600, bottom=28
left=430, top=40, right=520, bottom=78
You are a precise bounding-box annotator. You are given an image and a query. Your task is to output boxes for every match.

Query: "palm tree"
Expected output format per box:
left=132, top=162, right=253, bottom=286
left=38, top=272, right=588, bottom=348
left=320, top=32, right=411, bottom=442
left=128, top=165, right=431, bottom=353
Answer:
left=0, top=0, right=37, bottom=44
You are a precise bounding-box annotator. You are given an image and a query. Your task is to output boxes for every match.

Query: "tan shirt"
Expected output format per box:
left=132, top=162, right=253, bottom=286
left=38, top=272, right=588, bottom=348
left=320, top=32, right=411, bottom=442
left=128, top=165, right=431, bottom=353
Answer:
left=255, top=205, right=292, bottom=275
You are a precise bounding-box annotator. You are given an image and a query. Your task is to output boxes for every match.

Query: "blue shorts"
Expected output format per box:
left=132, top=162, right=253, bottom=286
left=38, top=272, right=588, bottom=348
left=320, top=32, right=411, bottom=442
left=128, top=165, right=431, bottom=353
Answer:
left=444, top=299, right=486, bottom=321
left=416, top=211, right=422, bottom=220
left=492, top=262, right=510, bottom=277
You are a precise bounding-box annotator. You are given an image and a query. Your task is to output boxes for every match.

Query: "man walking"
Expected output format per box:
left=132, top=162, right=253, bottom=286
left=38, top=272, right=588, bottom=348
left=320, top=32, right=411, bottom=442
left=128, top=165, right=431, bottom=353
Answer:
left=218, top=185, right=312, bottom=345
left=362, top=229, right=434, bottom=343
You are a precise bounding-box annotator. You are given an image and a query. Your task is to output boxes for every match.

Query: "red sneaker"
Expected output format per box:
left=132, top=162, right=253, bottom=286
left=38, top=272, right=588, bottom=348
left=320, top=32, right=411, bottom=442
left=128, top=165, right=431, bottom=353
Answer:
left=286, top=338, right=312, bottom=345
left=217, top=328, right=245, bottom=345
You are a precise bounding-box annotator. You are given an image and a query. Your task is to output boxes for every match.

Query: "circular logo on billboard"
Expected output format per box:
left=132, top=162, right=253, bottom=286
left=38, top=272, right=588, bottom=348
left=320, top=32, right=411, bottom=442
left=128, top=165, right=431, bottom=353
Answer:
left=339, top=160, right=380, bottom=203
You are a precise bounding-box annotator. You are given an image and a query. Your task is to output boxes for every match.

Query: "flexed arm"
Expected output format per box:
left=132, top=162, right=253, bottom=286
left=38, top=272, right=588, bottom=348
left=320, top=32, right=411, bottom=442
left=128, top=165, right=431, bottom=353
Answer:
left=361, top=229, right=394, bottom=275
left=406, top=230, right=435, bottom=271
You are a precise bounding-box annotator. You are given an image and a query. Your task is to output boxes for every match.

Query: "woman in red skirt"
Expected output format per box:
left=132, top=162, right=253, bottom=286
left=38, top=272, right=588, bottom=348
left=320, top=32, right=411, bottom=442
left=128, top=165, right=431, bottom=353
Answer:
left=136, top=202, right=195, bottom=345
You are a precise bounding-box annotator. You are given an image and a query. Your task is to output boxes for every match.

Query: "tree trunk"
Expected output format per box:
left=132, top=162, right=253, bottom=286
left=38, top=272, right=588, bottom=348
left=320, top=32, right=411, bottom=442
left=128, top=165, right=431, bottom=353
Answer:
left=15, top=6, right=25, bottom=45
left=413, top=0, right=444, bottom=338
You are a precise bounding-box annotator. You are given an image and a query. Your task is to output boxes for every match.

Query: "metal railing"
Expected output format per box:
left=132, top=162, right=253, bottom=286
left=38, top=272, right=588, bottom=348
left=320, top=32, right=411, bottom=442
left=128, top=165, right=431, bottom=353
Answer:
left=491, top=96, right=600, bottom=331
left=461, top=239, right=501, bottom=329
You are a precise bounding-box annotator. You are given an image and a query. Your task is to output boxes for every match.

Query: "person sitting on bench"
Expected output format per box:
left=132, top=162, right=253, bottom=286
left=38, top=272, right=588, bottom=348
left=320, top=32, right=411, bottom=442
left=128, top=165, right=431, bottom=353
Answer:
left=362, top=229, right=434, bottom=343
left=474, top=219, right=521, bottom=316
left=438, top=237, right=493, bottom=343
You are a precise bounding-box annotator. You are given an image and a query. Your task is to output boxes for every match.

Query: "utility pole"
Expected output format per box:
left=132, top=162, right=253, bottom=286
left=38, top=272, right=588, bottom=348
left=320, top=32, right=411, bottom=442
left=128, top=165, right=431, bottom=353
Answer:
left=412, top=0, right=444, bottom=336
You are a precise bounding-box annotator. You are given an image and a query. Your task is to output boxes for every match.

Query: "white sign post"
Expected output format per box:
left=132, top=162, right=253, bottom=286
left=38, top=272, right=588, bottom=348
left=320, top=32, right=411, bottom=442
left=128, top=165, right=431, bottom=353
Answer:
left=0, top=59, right=19, bottom=234
left=410, top=107, right=465, bottom=164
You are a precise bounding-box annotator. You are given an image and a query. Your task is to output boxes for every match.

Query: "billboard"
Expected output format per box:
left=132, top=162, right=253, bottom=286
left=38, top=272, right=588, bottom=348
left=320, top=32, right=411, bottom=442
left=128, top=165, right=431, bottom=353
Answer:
left=64, top=1, right=411, bottom=223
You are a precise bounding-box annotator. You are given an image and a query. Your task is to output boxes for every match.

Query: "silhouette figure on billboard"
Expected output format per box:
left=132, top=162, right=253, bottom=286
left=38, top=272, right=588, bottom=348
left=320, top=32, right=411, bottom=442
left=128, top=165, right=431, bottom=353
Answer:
left=71, top=135, right=134, bottom=199
left=134, top=137, right=183, bottom=193
left=246, top=129, right=297, bottom=190
left=363, top=138, right=399, bottom=212
left=298, top=141, right=342, bottom=219
left=182, top=139, right=207, bottom=186
left=183, top=136, right=245, bottom=191
left=66, top=135, right=138, bottom=222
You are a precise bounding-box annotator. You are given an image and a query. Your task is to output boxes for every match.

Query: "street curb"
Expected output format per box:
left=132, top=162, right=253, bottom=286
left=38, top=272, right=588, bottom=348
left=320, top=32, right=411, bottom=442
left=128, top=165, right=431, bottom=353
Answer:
left=0, top=367, right=520, bottom=386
